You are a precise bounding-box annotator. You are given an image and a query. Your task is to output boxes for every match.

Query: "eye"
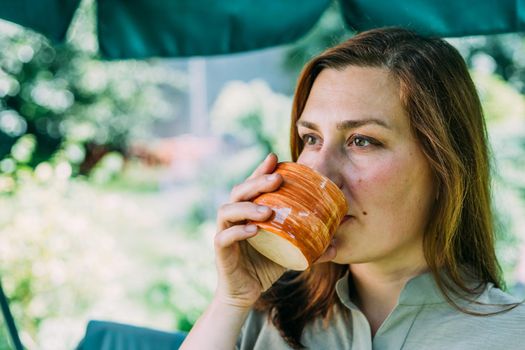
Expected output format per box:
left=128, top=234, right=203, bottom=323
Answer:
left=348, top=134, right=380, bottom=148
left=301, top=134, right=319, bottom=146
left=352, top=136, right=370, bottom=147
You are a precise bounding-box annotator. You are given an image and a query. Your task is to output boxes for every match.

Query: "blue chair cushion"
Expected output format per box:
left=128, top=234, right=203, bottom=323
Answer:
left=77, top=320, right=187, bottom=350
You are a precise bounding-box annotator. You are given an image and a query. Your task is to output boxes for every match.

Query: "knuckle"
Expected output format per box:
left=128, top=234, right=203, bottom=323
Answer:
left=215, top=205, right=227, bottom=225
left=214, top=233, right=225, bottom=248
left=218, top=202, right=230, bottom=214
left=229, top=183, right=243, bottom=201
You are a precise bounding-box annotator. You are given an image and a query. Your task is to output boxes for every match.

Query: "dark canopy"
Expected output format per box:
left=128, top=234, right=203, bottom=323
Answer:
left=0, top=0, right=523, bottom=59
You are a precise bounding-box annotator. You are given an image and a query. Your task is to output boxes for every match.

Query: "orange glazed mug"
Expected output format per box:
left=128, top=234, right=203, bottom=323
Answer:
left=248, top=162, right=348, bottom=270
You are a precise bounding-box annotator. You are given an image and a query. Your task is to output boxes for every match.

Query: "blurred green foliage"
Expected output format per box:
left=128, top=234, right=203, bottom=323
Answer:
left=210, top=79, right=292, bottom=186
left=457, top=34, right=525, bottom=94
left=473, top=71, right=525, bottom=288
left=0, top=0, right=185, bottom=194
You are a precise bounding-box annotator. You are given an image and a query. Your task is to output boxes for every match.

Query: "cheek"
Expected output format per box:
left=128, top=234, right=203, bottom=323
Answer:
left=351, top=159, right=400, bottom=197
left=351, top=154, right=431, bottom=213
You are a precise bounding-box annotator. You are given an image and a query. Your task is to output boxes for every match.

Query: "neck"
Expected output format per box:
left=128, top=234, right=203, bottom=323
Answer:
left=349, top=258, right=428, bottom=336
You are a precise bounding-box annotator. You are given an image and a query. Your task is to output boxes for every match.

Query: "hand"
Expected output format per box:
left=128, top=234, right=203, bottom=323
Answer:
left=213, top=153, right=337, bottom=309
left=213, top=153, right=286, bottom=309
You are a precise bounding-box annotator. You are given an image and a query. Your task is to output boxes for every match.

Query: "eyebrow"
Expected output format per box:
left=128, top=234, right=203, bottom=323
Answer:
left=296, top=118, right=392, bottom=131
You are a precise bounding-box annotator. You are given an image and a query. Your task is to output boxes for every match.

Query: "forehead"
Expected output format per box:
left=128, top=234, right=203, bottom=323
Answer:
left=299, top=66, right=407, bottom=130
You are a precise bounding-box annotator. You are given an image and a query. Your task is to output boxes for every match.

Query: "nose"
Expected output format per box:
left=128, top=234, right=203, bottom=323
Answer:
left=302, top=153, right=344, bottom=189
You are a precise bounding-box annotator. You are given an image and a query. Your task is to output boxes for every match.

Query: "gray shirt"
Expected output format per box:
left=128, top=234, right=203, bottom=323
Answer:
left=236, top=272, right=525, bottom=349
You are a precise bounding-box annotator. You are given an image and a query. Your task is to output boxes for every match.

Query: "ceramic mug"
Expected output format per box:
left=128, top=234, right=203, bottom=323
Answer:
left=248, top=162, right=348, bottom=270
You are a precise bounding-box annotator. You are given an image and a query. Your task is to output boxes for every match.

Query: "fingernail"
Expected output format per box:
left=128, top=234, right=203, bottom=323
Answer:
left=267, top=174, right=277, bottom=181
left=266, top=153, right=274, bottom=161
left=245, top=224, right=258, bottom=233
left=257, top=205, right=270, bottom=213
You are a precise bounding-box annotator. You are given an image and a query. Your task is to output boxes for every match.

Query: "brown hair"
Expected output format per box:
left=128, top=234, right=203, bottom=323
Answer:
left=255, top=27, right=507, bottom=349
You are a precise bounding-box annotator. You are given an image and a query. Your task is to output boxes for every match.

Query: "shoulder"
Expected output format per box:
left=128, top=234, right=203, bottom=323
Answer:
left=405, top=286, right=525, bottom=349
left=236, top=309, right=291, bottom=350
left=481, top=283, right=523, bottom=305
left=452, top=284, right=525, bottom=325
left=241, top=308, right=270, bottom=331
left=475, top=284, right=525, bottom=320
left=236, top=305, right=352, bottom=350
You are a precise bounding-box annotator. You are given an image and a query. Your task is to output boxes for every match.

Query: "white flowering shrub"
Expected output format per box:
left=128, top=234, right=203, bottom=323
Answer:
left=0, top=165, right=216, bottom=349
left=211, top=79, right=292, bottom=161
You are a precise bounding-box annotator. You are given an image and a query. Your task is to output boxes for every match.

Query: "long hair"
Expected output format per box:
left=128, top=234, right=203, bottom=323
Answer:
left=255, top=27, right=506, bottom=349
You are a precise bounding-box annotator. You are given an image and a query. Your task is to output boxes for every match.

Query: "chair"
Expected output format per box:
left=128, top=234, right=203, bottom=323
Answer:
left=0, top=278, right=24, bottom=350
left=77, top=320, right=187, bottom=350
left=3, top=275, right=187, bottom=349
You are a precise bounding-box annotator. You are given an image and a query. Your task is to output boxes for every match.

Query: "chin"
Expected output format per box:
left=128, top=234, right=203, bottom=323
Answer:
left=331, top=256, right=349, bottom=265
left=331, top=243, right=371, bottom=265
left=331, top=247, right=353, bottom=264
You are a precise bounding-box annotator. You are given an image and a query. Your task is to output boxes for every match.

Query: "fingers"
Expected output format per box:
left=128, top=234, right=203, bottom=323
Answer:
left=229, top=173, right=282, bottom=203
left=314, top=241, right=337, bottom=264
left=214, top=224, right=258, bottom=260
left=217, top=202, right=273, bottom=231
left=216, top=153, right=282, bottom=232
left=247, top=153, right=279, bottom=181
left=229, top=152, right=281, bottom=202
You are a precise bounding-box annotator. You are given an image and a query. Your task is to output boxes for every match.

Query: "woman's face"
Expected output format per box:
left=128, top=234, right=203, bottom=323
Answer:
left=296, top=66, right=435, bottom=267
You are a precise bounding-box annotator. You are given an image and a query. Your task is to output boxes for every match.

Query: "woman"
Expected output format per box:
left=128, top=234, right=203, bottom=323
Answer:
left=181, top=28, right=524, bottom=349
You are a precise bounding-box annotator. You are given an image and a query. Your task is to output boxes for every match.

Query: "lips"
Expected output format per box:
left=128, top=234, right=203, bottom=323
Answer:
left=340, top=215, right=354, bottom=225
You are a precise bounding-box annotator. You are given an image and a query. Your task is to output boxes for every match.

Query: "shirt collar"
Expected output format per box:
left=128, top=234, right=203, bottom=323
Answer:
left=335, top=270, right=450, bottom=308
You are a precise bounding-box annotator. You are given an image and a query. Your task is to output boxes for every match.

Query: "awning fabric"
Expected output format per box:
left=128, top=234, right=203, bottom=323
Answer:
left=0, top=0, right=524, bottom=59
left=97, top=0, right=331, bottom=58
left=341, top=0, right=525, bottom=37
left=0, top=0, right=81, bottom=43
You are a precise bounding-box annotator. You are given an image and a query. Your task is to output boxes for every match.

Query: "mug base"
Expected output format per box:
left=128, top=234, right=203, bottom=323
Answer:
left=247, top=229, right=309, bottom=271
